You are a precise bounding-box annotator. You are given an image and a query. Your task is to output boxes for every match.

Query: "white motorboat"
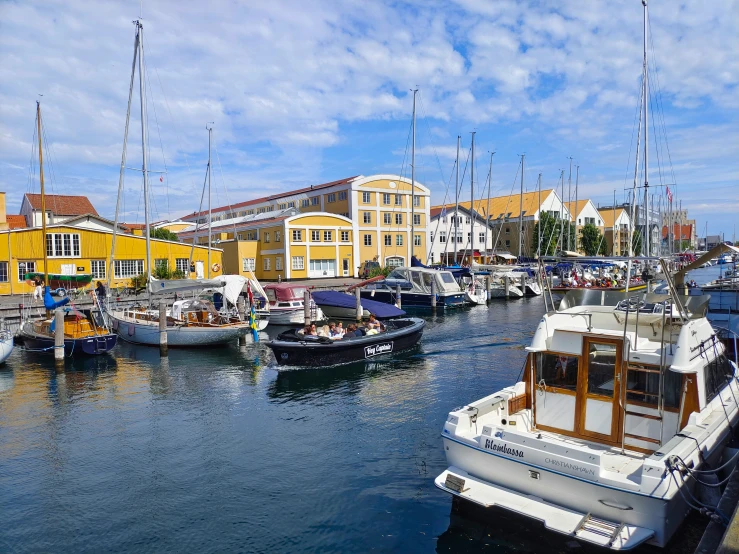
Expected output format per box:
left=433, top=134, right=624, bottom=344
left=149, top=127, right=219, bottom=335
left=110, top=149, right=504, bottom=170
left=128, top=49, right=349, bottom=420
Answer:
left=488, top=272, right=524, bottom=299
left=0, top=329, right=14, bottom=364
left=436, top=283, right=739, bottom=550
left=263, top=283, right=325, bottom=326
left=459, top=273, right=488, bottom=305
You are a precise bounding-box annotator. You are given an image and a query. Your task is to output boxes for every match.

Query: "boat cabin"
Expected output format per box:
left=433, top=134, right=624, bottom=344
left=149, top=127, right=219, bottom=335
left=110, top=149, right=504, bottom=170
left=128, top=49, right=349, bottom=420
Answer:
left=263, top=283, right=308, bottom=308
left=381, top=267, right=462, bottom=295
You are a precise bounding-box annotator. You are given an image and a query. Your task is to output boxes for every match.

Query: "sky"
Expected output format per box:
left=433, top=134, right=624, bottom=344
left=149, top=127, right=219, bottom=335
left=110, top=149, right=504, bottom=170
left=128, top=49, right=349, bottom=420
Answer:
left=1, top=0, right=737, bottom=239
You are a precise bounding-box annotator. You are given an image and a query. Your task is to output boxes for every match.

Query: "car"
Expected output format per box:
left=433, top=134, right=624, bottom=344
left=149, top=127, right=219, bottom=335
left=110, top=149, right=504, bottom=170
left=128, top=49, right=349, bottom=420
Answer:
left=359, top=261, right=381, bottom=279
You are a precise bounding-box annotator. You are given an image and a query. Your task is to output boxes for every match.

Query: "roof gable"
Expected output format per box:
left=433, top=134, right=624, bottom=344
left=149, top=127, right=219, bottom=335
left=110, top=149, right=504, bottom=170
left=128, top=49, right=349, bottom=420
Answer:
left=24, top=193, right=99, bottom=216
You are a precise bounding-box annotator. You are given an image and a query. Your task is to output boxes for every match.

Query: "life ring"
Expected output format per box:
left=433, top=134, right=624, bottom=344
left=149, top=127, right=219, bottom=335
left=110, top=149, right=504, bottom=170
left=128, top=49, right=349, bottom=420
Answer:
left=212, top=263, right=221, bottom=272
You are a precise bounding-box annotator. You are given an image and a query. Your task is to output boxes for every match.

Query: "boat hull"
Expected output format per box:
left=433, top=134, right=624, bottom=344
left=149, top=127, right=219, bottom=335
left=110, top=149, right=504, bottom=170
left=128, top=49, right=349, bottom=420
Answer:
left=20, top=332, right=117, bottom=356
left=0, top=336, right=14, bottom=363
left=268, top=318, right=425, bottom=367
left=268, top=306, right=326, bottom=326
left=488, top=285, right=524, bottom=298
left=110, top=315, right=246, bottom=346
left=360, top=290, right=466, bottom=309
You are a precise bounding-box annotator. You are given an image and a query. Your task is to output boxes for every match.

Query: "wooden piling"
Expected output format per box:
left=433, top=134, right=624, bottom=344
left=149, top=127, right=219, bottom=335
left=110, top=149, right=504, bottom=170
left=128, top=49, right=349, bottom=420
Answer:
left=54, top=309, right=64, bottom=367
left=159, top=301, right=168, bottom=357
left=304, top=290, right=311, bottom=326
left=484, top=276, right=490, bottom=303
left=431, top=278, right=437, bottom=312
left=355, top=287, right=362, bottom=322
left=395, top=284, right=402, bottom=309
left=505, top=276, right=510, bottom=298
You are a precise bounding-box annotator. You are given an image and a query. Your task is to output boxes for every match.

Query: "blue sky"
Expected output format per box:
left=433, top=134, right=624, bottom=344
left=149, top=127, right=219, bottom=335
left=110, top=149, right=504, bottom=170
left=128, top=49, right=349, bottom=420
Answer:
left=1, top=0, right=737, bottom=238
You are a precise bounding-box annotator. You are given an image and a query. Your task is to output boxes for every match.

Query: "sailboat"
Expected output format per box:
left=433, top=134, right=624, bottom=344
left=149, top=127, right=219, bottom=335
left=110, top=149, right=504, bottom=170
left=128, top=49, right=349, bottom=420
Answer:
left=106, top=21, right=253, bottom=347
left=18, top=102, right=117, bottom=355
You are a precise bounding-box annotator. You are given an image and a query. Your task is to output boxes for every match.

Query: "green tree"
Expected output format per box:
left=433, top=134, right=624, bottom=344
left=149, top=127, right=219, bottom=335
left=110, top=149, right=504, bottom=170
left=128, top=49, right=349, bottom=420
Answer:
left=680, top=239, right=691, bottom=251
left=150, top=228, right=179, bottom=242
left=579, top=223, right=607, bottom=256
left=369, top=266, right=391, bottom=278
left=531, top=213, right=576, bottom=256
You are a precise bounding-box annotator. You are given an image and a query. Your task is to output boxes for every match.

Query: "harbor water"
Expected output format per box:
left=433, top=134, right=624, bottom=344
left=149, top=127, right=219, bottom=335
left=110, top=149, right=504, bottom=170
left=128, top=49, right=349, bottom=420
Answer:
left=0, top=287, right=716, bottom=553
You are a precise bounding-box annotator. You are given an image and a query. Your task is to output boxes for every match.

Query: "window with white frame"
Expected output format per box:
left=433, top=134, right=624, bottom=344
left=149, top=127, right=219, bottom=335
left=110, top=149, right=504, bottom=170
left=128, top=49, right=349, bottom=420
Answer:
left=413, top=214, right=420, bottom=225
left=276, top=257, right=283, bottom=271
left=242, top=258, right=256, bottom=271
left=414, top=234, right=421, bottom=246
left=275, top=231, right=282, bottom=242
left=114, top=259, right=144, bottom=278
left=278, top=203, right=287, bottom=210
left=505, top=240, right=510, bottom=247
left=439, top=231, right=446, bottom=243
left=363, top=234, right=372, bottom=246
left=264, top=232, right=270, bottom=243
left=386, top=256, right=403, bottom=268
left=0, top=262, right=7, bottom=282
left=18, top=261, right=35, bottom=281
left=91, top=260, right=106, bottom=279
left=292, top=229, right=303, bottom=241
left=383, top=213, right=391, bottom=225
left=323, top=230, right=332, bottom=241
left=311, top=230, right=321, bottom=241
left=363, top=212, right=372, bottom=224
left=479, top=232, right=486, bottom=243
left=264, top=257, right=271, bottom=271
left=395, top=213, right=402, bottom=225
left=301, top=199, right=310, bottom=207
left=383, top=193, right=391, bottom=205
left=292, top=256, right=304, bottom=270
left=467, top=232, right=471, bottom=241
left=341, top=231, right=349, bottom=241
left=46, top=233, right=81, bottom=258
left=395, top=194, right=402, bottom=206
left=465, top=216, right=471, bottom=224
left=413, top=196, right=420, bottom=207
left=287, top=201, right=295, bottom=208
left=175, top=258, right=190, bottom=274
left=311, top=196, right=319, bottom=205
left=338, top=191, right=347, bottom=200
left=384, top=234, right=391, bottom=246
left=396, top=234, right=404, bottom=246
left=362, top=192, right=371, bottom=203
left=327, top=193, right=336, bottom=203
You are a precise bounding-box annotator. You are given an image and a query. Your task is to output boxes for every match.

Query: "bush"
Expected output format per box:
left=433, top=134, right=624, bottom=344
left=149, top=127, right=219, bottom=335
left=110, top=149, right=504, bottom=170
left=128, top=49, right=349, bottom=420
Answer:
left=369, top=266, right=391, bottom=278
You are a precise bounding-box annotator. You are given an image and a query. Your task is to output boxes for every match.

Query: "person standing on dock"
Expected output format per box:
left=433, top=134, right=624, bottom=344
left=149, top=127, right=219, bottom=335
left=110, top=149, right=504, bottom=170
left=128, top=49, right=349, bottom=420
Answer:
left=33, top=276, right=43, bottom=301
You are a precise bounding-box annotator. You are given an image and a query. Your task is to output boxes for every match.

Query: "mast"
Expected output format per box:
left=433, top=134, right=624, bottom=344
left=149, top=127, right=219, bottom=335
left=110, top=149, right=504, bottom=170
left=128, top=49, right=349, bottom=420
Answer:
left=37, top=102, right=49, bottom=289
left=575, top=165, right=579, bottom=252
left=454, top=135, right=460, bottom=263
left=470, top=131, right=475, bottom=262
left=537, top=172, right=541, bottom=257
left=410, top=89, right=417, bottom=265
left=485, top=152, right=494, bottom=263
left=559, top=170, right=564, bottom=252
left=207, top=123, right=213, bottom=278
left=137, top=20, right=152, bottom=304
left=613, top=191, right=617, bottom=255
left=643, top=0, right=650, bottom=258
left=109, top=24, right=140, bottom=290
left=567, top=156, right=573, bottom=251
left=518, top=154, right=524, bottom=259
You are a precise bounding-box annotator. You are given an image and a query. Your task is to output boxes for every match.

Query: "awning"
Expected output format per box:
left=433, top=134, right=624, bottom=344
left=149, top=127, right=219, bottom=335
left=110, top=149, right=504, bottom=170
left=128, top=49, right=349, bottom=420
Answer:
left=495, top=253, right=517, bottom=260
left=312, top=290, right=406, bottom=319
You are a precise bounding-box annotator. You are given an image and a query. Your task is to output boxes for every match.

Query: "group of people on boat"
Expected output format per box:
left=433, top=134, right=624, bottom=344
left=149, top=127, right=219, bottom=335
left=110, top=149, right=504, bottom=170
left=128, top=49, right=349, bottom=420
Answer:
left=558, top=270, right=645, bottom=289
left=298, top=314, right=386, bottom=340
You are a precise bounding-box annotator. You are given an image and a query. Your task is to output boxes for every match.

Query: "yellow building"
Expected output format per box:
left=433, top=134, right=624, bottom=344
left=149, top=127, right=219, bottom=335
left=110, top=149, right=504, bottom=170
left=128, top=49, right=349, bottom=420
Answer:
left=179, top=174, right=430, bottom=277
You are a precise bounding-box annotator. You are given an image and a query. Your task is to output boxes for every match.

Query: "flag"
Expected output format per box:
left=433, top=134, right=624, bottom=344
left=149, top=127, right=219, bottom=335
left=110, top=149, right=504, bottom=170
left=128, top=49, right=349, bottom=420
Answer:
left=666, top=186, right=672, bottom=202
left=246, top=281, right=254, bottom=306
left=159, top=176, right=164, bottom=182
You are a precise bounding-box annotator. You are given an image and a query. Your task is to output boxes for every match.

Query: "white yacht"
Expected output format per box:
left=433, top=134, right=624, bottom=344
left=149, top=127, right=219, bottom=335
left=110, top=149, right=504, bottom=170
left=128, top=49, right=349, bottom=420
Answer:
left=436, top=286, right=738, bottom=550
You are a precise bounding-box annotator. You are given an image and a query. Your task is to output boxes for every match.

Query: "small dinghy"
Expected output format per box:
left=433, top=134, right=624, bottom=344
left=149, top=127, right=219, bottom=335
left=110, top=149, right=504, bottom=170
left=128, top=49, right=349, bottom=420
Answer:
left=267, top=317, right=425, bottom=367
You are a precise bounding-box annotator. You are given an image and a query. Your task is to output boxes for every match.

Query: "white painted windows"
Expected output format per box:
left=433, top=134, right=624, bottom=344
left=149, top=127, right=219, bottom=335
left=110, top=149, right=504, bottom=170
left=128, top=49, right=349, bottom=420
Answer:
left=395, top=194, right=402, bottom=206
left=395, top=213, right=403, bottom=225
left=91, top=260, right=106, bottom=279
left=327, top=193, right=336, bottom=203
left=340, top=231, right=350, bottom=242
left=414, top=234, right=421, bottom=246
left=383, top=193, right=391, bottom=205
left=311, top=230, right=321, bottom=241
left=292, top=230, right=303, bottom=241
left=242, top=258, right=256, bottom=271
left=46, top=232, right=80, bottom=258
left=287, top=201, right=295, bottom=208
left=292, top=256, right=304, bottom=270
left=386, top=256, right=403, bottom=267
left=264, top=232, right=271, bottom=243
left=311, top=196, right=320, bottom=205
left=264, top=257, right=271, bottom=271
left=363, top=212, right=372, bottom=224
left=0, top=262, right=7, bottom=282
left=323, top=230, right=332, bottom=241
left=413, top=214, right=421, bottom=225
left=18, top=261, right=35, bottom=281
left=362, top=192, right=371, bottom=203
left=439, top=232, right=446, bottom=243
left=384, top=234, right=392, bottom=246
left=383, top=213, right=391, bottom=225
left=175, top=258, right=190, bottom=275
left=114, top=260, right=144, bottom=278
left=338, top=191, right=347, bottom=200
left=301, top=199, right=310, bottom=207
left=396, top=234, right=404, bottom=246
left=276, top=257, right=283, bottom=271
left=278, top=203, right=287, bottom=210
left=465, top=216, right=471, bottom=224
left=363, top=234, right=372, bottom=246
left=275, top=231, right=281, bottom=242
left=479, top=232, right=486, bottom=243
left=413, top=196, right=421, bottom=207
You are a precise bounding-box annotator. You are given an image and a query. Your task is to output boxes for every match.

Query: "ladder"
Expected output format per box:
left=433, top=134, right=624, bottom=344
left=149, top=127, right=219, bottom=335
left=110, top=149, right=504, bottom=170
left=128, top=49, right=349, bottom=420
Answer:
left=575, top=513, right=626, bottom=548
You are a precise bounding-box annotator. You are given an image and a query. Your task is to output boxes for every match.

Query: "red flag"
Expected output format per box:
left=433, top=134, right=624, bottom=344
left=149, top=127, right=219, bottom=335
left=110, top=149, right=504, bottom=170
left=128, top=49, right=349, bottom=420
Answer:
left=246, top=281, right=254, bottom=305
left=160, top=176, right=164, bottom=182
left=666, top=186, right=672, bottom=202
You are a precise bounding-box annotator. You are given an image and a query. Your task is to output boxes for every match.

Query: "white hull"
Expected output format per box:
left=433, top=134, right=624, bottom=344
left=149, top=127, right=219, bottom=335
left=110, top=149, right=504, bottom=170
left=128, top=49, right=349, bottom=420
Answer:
left=464, top=290, right=487, bottom=305
left=110, top=313, right=247, bottom=346
left=488, top=285, right=524, bottom=298
left=524, top=281, right=542, bottom=296
left=267, top=306, right=325, bottom=326
left=0, top=335, right=14, bottom=364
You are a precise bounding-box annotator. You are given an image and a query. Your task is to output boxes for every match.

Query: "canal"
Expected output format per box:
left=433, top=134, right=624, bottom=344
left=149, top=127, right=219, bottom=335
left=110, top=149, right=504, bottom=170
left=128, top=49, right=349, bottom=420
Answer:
left=0, top=289, right=712, bottom=553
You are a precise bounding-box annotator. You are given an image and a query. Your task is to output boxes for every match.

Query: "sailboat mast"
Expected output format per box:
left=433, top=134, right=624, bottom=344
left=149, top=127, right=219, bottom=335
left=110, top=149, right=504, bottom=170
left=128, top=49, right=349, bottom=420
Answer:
left=454, top=135, right=460, bottom=263
left=575, top=165, right=579, bottom=252
left=567, top=156, right=572, bottom=251
left=470, top=131, right=475, bottom=262
left=37, top=102, right=49, bottom=288
left=207, top=123, right=213, bottom=278
left=410, top=89, right=417, bottom=265
left=485, top=152, right=494, bottom=263
left=137, top=20, right=152, bottom=304
left=537, top=172, right=541, bottom=257
left=518, top=154, right=524, bottom=259
left=643, top=0, right=650, bottom=258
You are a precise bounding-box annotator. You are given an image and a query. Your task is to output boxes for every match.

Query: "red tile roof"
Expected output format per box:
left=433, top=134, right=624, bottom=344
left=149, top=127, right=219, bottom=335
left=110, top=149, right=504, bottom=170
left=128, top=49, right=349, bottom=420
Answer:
left=6, top=215, right=27, bottom=229
left=24, top=194, right=98, bottom=216
left=662, top=223, right=693, bottom=240
left=120, top=223, right=146, bottom=232
left=182, top=176, right=360, bottom=219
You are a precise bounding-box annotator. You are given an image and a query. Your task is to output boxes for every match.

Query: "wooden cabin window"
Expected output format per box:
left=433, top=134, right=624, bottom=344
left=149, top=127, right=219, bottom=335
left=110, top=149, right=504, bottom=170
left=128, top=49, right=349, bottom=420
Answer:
left=626, top=364, right=682, bottom=409
left=537, top=353, right=578, bottom=392
left=587, top=342, right=617, bottom=396
left=705, top=353, right=733, bottom=404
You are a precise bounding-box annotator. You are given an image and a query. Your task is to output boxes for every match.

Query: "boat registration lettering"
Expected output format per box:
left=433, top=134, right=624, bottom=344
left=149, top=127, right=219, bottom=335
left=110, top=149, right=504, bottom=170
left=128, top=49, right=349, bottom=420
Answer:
left=483, top=439, right=524, bottom=458
left=544, top=458, right=596, bottom=476
left=364, top=342, right=393, bottom=358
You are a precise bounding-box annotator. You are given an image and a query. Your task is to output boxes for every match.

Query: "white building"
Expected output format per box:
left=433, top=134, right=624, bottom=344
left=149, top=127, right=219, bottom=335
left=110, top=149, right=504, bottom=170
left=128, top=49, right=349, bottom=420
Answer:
left=428, top=205, right=497, bottom=264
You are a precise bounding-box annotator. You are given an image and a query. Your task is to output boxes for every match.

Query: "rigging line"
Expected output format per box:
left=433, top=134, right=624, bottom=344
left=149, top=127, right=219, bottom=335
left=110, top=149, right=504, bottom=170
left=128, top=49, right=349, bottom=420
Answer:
left=26, top=114, right=39, bottom=195
left=649, top=82, right=666, bottom=191
left=460, top=148, right=493, bottom=262
left=623, top=73, right=645, bottom=192
left=428, top=159, right=458, bottom=261
left=39, top=120, right=60, bottom=215
left=141, top=44, right=162, bottom=226
left=189, top=164, right=210, bottom=263
left=491, top=158, right=521, bottom=254
left=212, top=136, right=239, bottom=239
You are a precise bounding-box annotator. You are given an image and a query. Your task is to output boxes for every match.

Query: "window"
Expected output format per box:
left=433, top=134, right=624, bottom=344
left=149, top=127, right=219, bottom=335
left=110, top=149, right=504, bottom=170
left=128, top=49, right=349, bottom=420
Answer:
left=242, top=258, right=256, bottom=271
left=537, top=353, right=579, bottom=392
left=175, top=258, right=189, bottom=275
left=287, top=201, right=295, bottom=208
left=18, top=261, right=35, bottom=282
left=705, top=352, right=733, bottom=404
left=327, top=193, right=336, bottom=203
left=264, top=232, right=270, bottom=243
left=311, top=230, right=321, bottom=241
left=275, top=231, right=281, bottom=242
left=414, top=234, right=421, bottom=246
left=465, top=216, right=471, bottom=224
left=292, top=256, right=304, bottom=270
left=413, top=214, right=421, bottom=226
left=505, top=227, right=510, bottom=234
left=395, top=213, right=403, bottom=225
left=362, top=192, right=371, bottom=203
left=439, top=232, right=446, bottom=243
left=505, top=240, right=510, bottom=247
left=341, top=231, right=349, bottom=242
left=363, top=234, right=372, bottom=246
left=383, top=193, right=391, bottom=205
left=46, top=232, right=80, bottom=257
left=387, top=256, right=404, bottom=268
left=384, top=234, right=392, bottom=246
left=301, top=199, right=310, bottom=207
left=278, top=203, right=287, bottom=210
left=413, top=196, right=421, bottom=207
left=276, top=257, right=283, bottom=271
left=479, top=232, right=486, bottom=243
left=383, top=213, right=391, bottom=225
left=363, top=212, right=372, bottom=224
left=114, top=260, right=144, bottom=278
left=627, top=364, right=681, bottom=408
left=396, top=234, right=404, bottom=246
left=338, top=191, right=347, bottom=200
left=323, top=230, right=332, bottom=242
left=395, top=194, right=402, bottom=206
left=264, top=257, right=271, bottom=271
left=311, top=196, right=319, bottom=205
left=467, top=232, right=471, bottom=241
left=292, top=230, right=303, bottom=241
left=91, top=260, right=106, bottom=279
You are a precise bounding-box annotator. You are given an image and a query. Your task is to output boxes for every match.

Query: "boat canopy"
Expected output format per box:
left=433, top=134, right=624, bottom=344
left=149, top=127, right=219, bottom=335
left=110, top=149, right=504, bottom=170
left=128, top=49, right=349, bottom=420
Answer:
left=149, top=275, right=246, bottom=305
left=25, top=272, right=93, bottom=285
left=264, top=283, right=308, bottom=302
left=312, top=291, right=406, bottom=319
left=386, top=267, right=461, bottom=294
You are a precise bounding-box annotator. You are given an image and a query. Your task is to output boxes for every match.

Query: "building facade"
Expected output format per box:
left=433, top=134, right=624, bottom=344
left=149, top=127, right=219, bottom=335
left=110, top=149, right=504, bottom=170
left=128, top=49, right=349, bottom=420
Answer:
left=428, top=205, right=496, bottom=264
left=598, top=207, right=632, bottom=256
left=564, top=200, right=605, bottom=254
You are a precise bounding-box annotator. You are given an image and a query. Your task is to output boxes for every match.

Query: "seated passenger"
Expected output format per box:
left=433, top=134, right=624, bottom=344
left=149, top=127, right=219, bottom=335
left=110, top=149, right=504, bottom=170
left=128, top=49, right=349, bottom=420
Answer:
left=336, top=322, right=344, bottom=337
left=318, top=325, right=330, bottom=337
left=329, top=322, right=341, bottom=337
left=354, top=326, right=367, bottom=336
left=308, top=324, right=318, bottom=336
left=366, top=314, right=381, bottom=330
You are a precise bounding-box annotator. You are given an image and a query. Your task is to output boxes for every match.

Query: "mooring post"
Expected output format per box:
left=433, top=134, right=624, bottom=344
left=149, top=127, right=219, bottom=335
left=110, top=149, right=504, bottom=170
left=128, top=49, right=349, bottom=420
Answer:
left=159, top=301, right=168, bottom=357
left=430, top=278, right=437, bottom=312
left=54, top=309, right=64, bottom=367
left=237, top=295, right=247, bottom=346
left=355, top=287, right=362, bottom=322
left=395, top=284, right=402, bottom=309
left=485, top=276, right=490, bottom=304
left=505, top=276, right=510, bottom=298
left=304, top=290, right=311, bottom=326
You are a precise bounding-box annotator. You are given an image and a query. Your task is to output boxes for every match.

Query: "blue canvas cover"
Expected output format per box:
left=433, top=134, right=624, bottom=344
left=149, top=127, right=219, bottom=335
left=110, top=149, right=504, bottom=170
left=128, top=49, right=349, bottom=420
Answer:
left=312, top=291, right=406, bottom=319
